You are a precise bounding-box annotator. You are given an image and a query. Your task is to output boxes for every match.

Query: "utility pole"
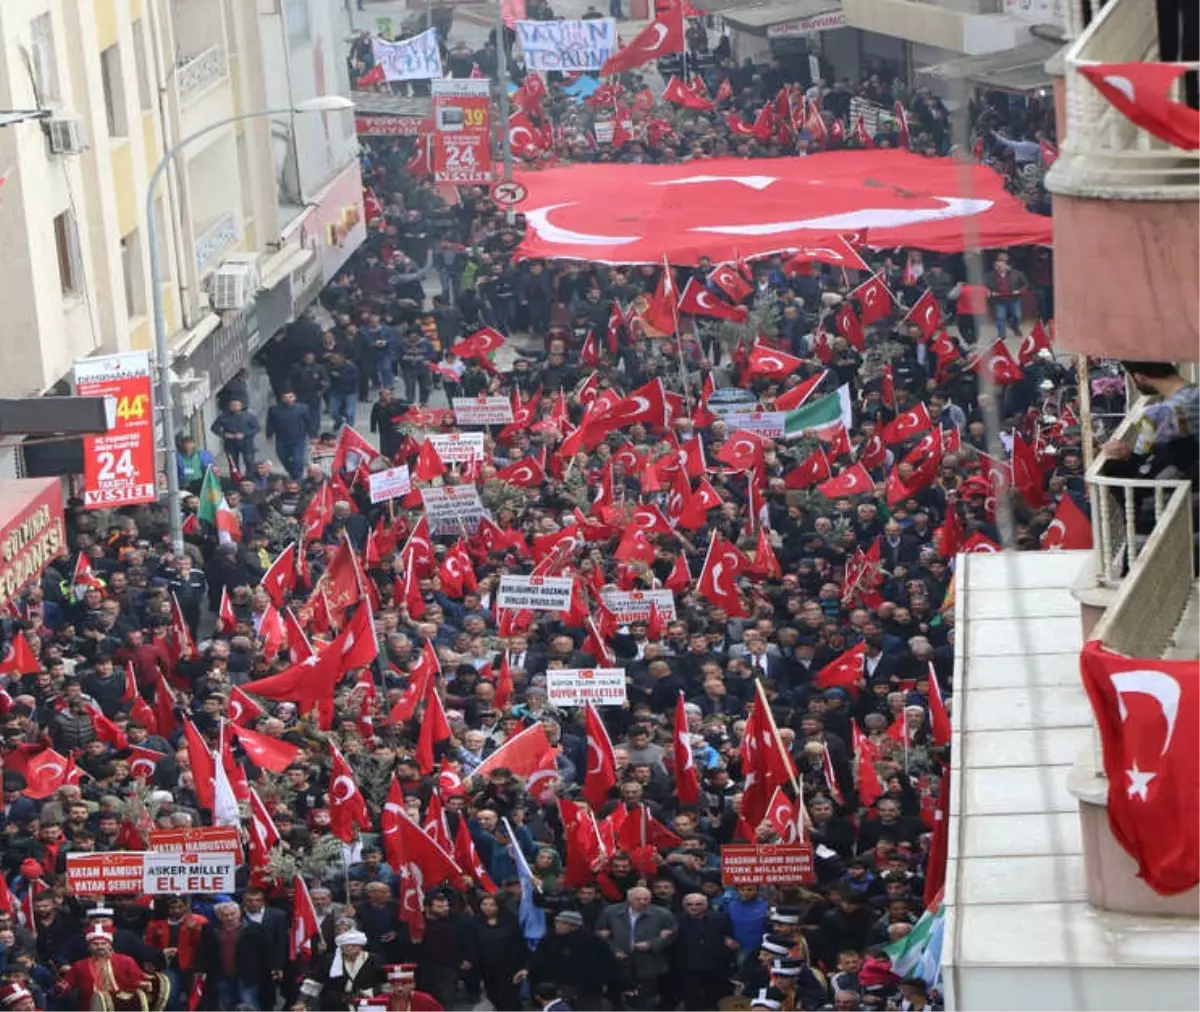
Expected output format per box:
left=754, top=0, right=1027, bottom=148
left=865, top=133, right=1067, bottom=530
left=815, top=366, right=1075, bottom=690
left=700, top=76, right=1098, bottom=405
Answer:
left=494, top=0, right=515, bottom=223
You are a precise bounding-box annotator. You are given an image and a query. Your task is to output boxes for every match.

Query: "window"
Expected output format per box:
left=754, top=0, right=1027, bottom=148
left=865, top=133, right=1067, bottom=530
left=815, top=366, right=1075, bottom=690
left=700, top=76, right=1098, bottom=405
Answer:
left=284, top=0, right=310, bottom=45
left=29, top=13, right=59, bottom=105
left=99, top=44, right=128, bottom=136
left=53, top=211, right=82, bottom=296
left=121, top=230, right=146, bottom=318
left=132, top=24, right=153, bottom=111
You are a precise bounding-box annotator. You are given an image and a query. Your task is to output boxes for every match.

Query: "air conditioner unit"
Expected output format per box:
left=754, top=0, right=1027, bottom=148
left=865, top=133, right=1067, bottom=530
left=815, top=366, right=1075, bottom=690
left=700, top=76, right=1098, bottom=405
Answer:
left=210, top=253, right=261, bottom=311
left=45, top=117, right=84, bottom=155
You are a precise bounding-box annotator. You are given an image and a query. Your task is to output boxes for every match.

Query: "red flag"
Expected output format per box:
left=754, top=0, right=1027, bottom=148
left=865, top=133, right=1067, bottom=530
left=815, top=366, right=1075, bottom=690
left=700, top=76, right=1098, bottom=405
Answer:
left=971, top=340, right=1024, bottom=386
left=962, top=531, right=1002, bottom=554
left=857, top=747, right=884, bottom=808
left=773, top=370, right=826, bottom=412
left=817, top=642, right=866, bottom=696
left=260, top=543, right=297, bottom=608
left=1018, top=318, right=1054, bottom=366
left=640, top=268, right=678, bottom=335
left=767, top=786, right=803, bottom=843
left=328, top=743, right=371, bottom=842
left=127, top=745, right=165, bottom=782
left=804, top=99, right=827, bottom=144
left=300, top=482, right=334, bottom=544
left=71, top=552, right=105, bottom=597
left=401, top=515, right=435, bottom=578
left=454, top=810, right=498, bottom=893
left=894, top=100, right=911, bottom=148
left=1080, top=640, right=1199, bottom=894
left=716, top=429, right=768, bottom=472
left=661, top=75, right=713, bottom=111
left=0, top=632, right=38, bottom=676
left=601, top=6, right=685, bottom=75
left=835, top=303, right=864, bottom=350
left=1011, top=431, right=1048, bottom=508
left=696, top=531, right=748, bottom=616
left=413, top=439, right=447, bottom=481
left=357, top=63, right=386, bottom=87
left=183, top=719, right=215, bottom=811
left=474, top=721, right=554, bottom=781
left=739, top=684, right=797, bottom=828
left=852, top=113, right=874, bottom=147
left=1078, top=63, right=1199, bottom=151
left=583, top=379, right=668, bottom=443
left=905, top=289, right=942, bottom=340
left=289, top=874, right=320, bottom=960
left=782, top=236, right=870, bottom=274
left=708, top=263, right=753, bottom=303
left=816, top=463, right=874, bottom=499
left=746, top=342, right=803, bottom=379
left=332, top=425, right=382, bottom=475
left=20, top=748, right=73, bottom=799
left=853, top=274, right=894, bottom=326
left=1042, top=495, right=1093, bottom=550
left=582, top=702, right=618, bottom=809
left=880, top=403, right=933, bottom=445
left=494, top=455, right=545, bottom=488
left=677, top=278, right=748, bottom=322
left=784, top=447, right=831, bottom=490
left=451, top=326, right=507, bottom=360
left=664, top=552, right=691, bottom=592
left=924, top=664, right=952, bottom=749
left=923, top=775, right=950, bottom=907
left=672, top=693, right=700, bottom=806
left=230, top=722, right=300, bottom=773
left=715, top=77, right=733, bottom=103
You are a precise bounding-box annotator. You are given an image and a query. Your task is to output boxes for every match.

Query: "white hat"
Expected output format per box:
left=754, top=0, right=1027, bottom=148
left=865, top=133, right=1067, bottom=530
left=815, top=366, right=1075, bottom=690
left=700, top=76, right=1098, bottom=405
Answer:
left=387, top=963, right=417, bottom=981
left=750, top=991, right=782, bottom=1011
left=771, top=958, right=803, bottom=977
left=335, top=930, right=368, bottom=947
left=86, top=924, right=113, bottom=942
left=87, top=906, right=115, bottom=919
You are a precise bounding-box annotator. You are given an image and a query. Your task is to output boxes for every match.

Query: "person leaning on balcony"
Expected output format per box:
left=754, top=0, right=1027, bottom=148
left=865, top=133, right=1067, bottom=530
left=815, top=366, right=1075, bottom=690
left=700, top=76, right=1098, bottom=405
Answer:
left=1102, top=360, right=1199, bottom=487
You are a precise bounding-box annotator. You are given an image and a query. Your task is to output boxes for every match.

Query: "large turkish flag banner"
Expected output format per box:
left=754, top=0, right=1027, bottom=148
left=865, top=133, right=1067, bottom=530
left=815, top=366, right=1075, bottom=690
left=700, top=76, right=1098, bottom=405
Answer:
left=514, top=150, right=1052, bottom=264
left=1080, top=640, right=1199, bottom=896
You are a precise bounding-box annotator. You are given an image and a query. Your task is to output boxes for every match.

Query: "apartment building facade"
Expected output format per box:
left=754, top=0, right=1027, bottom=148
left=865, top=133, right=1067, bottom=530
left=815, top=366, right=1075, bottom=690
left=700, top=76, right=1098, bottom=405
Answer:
left=0, top=0, right=363, bottom=464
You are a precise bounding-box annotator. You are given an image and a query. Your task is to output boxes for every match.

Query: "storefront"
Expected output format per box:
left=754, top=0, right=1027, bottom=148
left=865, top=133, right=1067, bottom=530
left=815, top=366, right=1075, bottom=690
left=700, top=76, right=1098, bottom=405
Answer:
left=280, top=159, right=368, bottom=288
left=719, top=0, right=849, bottom=79
left=0, top=478, right=66, bottom=614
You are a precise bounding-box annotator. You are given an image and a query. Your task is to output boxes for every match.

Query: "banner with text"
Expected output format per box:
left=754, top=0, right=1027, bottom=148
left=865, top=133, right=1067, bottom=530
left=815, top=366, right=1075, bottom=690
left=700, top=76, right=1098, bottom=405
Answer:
left=453, top=396, right=515, bottom=426
left=369, top=465, right=412, bottom=504
left=428, top=432, right=486, bottom=463
left=720, top=843, right=815, bottom=886
left=546, top=668, right=627, bottom=707
left=720, top=411, right=787, bottom=439
left=497, top=574, right=574, bottom=611
left=67, top=852, right=146, bottom=895
left=148, top=826, right=241, bottom=854
left=371, top=29, right=443, bottom=81
left=516, top=18, right=616, bottom=71
left=75, top=352, right=157, bottom=509
left=600, top=588, right=678, bottom=624
left=421, top=485, right=488, bottom=535
left=143, top=851, right=238, bottom=894
left=433, top=79, right=492, bottom=185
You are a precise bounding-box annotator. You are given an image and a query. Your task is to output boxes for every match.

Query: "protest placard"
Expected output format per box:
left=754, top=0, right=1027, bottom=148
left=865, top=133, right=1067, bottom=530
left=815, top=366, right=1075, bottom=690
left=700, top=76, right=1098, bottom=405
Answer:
left=143, top=851, right=238, bottom=895
left=452, top=396, right=515, bottom=426
left=427, top=432, right=486, bottom=463
left=497, top=575, right=574, bottom=611
left=67, top=852, right=145, bottom=895
left=720, top=843, right=815, bottom=886
left=515, top=18, right=616, bottom=71
left=600, top=588, right=678, bottom=623
left=546, top=668, right=628, bottom=706
left=368, top=465, right=412, bottom=504
left=421, top=485, right=488, bottom=534
left=719, top=411, right=787, bottom=438
left=148, top=826, right=241, bottom=853
left=371, top=29, right=443, bottom=81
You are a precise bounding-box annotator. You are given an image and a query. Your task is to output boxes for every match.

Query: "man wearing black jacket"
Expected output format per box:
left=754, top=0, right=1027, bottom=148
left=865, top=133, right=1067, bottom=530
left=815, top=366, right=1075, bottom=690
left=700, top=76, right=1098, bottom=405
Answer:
left=670, top=894, right=736, bottom=1011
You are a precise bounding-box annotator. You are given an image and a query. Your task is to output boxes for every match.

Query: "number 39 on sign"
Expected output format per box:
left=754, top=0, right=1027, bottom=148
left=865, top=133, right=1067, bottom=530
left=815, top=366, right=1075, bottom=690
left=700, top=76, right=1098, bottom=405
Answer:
left=74, top=352, right=158, bottom=509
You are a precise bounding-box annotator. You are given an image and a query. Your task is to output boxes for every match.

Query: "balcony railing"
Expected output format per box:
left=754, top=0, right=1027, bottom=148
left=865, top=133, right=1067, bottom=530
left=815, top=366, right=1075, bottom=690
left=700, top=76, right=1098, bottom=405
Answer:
left=1085, top=396, right=1195, bottom=656
left=176, top=44, right=229, bottom=104
left=1046, top=0, right=1199, bottom=199
left=193, top=211, right=239, bottom=274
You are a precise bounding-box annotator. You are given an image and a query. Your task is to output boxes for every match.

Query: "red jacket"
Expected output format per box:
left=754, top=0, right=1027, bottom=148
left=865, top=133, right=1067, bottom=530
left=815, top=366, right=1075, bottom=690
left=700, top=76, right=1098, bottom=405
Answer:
left=144, top=913, right=207, bottom=970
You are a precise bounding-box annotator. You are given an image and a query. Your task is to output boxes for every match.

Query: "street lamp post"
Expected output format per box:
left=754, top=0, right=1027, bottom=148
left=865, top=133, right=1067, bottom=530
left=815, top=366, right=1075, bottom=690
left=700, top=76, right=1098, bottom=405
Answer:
left=494, top=0, right=514, bottom=221
left=148, top=96, right=354, bottom=554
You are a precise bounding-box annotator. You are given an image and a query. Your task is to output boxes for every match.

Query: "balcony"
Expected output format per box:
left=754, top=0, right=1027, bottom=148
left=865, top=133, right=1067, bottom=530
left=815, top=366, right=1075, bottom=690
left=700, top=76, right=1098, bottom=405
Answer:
left=193, top=211, right=239, bottom=275
left=841, top=0, right=1028, bottom=54
left=176, top=44, right=229, bottom=105
left=1045, top=0, right=1199, bottom=361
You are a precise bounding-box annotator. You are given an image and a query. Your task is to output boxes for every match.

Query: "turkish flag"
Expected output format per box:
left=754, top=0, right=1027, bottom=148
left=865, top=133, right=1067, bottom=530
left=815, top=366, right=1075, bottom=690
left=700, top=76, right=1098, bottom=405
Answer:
left=881, top=403, right=933, bottom=445
left=784, top=447, right=831, bottom=489
left=21, top=748, right=72, bottom=799
left=856, top=746, right=884, bottom=807
left=584, top=379, right=668, bottom=443
left=127, top=745, right=165, bottom=782
left=508, top=111, right=544, bottom=159
left=816, top=642, right=865, bottom=694
left=774, top=370, right=826, bottom=411
left=452, top=326, right=506, bottom=360
left=677, top=278, right=748, bottom=322
left=739, top=685, right=798, bottom=828
left=672, top=692, right=701, bottom=805
left=805, top=99, right=828, bottom=144
left=859, top=432, right=887, bottom=470
left=332, top=425, right=381, bottom=476
left=641, top=268, right=678, bottom=335
left=183, top=718, right=216, bottom=811
left=1019, top=318, right=1054, bottom=365
left=475, top=721, right=555, bottom=781
left=971, top=340, right=1024, bottom=386
left=816, top=463, right=874, bottom=499
left=1011, top=431, right=1048, bottom=508
left=835, top=304, right=864, bottom=350
left=1080, top=640, right=1199, bottom=894
left=783, top=235, right=870, bottom=274
left=357, top=63, right=386, bottom=87
left=154, top=670, right=179, bottom=740
left=766, top=786, right=803, bottom=844
left=1042, top=495, right=1093, bottom=550
left=328, top=743, right=371, bottom=842
left=1078, top=62, right=1199, bottom=151
left=416, top=685, right=452, bottom=775
left=289, top=874, right=320, bottom=961
left=454, top=810, right=498, bottom=893
left=709, top=263, right=753, bottom=302
left=602, top=6, right=685, bottom=75
left=822, top=422, right=853, bottom=461
left=923, top=770, right=950, bottom=907
left=0, top=632, right=38, bottom=675
left=386, top=803, right=463, bottom=938
left=905, top=288, right=942, bottom=340
left=962, top=532, right=1002, bottom=554
left=716, top=429, right=768, bottom=472
left=230, top=722, right=300, bottom=773
left=664, top=552, right=691, bottom=591
left=697, top=531, right=749, bottom=616
left=746, top=342, right=803, bottom=379
left=926, top=663, right=951, bottom=747
left=413, top=439, right=447, bottom=481
left=854, top=274, right=894, bottom=325
left=582, top=702, right=618, bottom=809
left=852, top=113, right=874, bottom=148
left=260, top=543, right=297, bottom=608
left=748, top=525, right=782, bottom=580
left=662, top=75, right=714, bottom=111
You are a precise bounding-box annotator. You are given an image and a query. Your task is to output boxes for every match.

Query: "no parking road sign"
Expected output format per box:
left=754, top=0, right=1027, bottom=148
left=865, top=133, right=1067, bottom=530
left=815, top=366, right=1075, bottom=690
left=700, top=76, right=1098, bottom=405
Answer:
left=492, top=181, right=528, bottom=206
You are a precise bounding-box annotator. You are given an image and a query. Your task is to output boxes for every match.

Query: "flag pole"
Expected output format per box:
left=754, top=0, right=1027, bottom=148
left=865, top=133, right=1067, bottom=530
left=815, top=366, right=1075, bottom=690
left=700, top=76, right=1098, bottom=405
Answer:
left=753, top=680, right=811, bottom=834
left=665, top=254, right=694, bottom=415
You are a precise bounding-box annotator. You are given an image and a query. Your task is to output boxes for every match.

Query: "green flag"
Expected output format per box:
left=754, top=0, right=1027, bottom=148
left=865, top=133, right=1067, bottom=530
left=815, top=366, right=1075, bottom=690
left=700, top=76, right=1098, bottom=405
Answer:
left=883, top=901, right=945, bottom=980
left=782, top=385, right=853, bottom=439
left=196, top=467, right=224, bottom=525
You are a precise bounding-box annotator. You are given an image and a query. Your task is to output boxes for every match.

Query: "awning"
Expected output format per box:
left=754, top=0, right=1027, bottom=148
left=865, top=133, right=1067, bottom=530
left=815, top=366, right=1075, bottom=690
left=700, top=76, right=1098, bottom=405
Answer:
left=349, top=90, right=433, bottom=118
left=0, top=478, right=65, bottom=613
left=719, top=0, right=843, bottom=35
left=919, top=38, right=1061, bottom=93
left=258, top=242, right=314, bottom=293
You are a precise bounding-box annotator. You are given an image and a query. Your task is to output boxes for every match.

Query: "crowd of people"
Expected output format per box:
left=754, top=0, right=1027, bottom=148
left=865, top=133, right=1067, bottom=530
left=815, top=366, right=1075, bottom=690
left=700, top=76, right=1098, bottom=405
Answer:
left=8, top=9, right=1199, bottom=1012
